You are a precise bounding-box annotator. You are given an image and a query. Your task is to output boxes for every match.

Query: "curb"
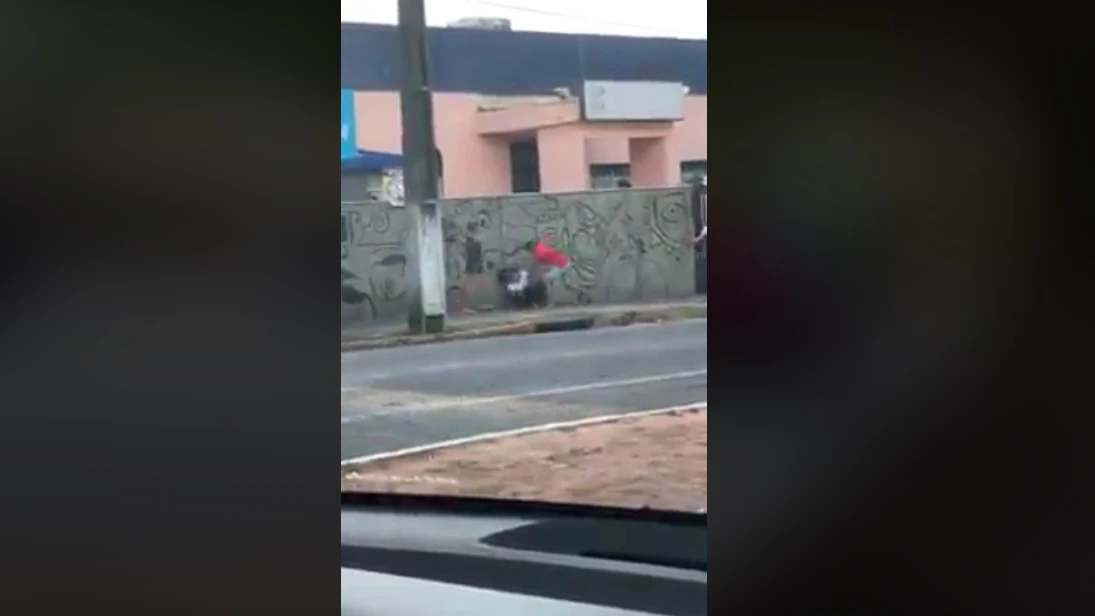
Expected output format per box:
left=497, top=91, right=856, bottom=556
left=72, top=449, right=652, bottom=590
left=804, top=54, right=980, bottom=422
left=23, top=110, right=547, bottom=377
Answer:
left=340, top=401, right=707, bottom=467
left=340, top=319, right=538, bottom=352
left=340, top=304, right=707, bottom=352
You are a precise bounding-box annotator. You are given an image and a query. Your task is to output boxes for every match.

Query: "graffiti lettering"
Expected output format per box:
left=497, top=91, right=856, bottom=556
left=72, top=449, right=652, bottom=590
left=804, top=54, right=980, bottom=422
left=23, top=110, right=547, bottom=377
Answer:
left=341, top=188, right=696, bottom=326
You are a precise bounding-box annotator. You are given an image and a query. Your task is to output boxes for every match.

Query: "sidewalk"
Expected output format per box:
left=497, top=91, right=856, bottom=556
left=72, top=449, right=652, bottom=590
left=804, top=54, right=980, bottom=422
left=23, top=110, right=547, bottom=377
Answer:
left=341, top=296, right=707, bottom=351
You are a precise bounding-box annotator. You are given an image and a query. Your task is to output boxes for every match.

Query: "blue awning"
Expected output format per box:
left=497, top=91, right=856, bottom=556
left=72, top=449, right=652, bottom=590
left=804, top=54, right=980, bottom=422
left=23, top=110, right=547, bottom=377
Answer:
left=341, top=149, right=404, bottom=171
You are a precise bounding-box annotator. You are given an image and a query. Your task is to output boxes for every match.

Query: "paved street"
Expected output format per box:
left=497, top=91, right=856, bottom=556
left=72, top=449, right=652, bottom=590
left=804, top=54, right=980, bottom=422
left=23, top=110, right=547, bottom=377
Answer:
left=340, top=319, right=707, bottom=461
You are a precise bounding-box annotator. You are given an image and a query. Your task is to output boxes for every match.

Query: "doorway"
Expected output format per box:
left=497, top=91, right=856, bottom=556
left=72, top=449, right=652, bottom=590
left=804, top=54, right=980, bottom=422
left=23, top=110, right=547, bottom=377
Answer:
left=509, top=139, right=541, bottom=193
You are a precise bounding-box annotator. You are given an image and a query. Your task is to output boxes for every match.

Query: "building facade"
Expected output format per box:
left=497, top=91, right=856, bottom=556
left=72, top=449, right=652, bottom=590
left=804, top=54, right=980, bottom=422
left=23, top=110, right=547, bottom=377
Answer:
left=341, top=23, right=707, bottom=199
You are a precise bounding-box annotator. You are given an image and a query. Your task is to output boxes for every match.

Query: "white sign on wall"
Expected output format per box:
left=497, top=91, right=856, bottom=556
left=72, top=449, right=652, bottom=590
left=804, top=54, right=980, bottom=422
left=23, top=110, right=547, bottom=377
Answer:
left=581, top=80, right=685, bottom=122
left=382, top=169, right=405, bottom=206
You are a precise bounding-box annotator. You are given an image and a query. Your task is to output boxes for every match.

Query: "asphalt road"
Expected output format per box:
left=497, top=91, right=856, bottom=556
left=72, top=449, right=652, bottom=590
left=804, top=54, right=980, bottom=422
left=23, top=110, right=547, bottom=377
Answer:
left=340, top=319, right=707, bottom=461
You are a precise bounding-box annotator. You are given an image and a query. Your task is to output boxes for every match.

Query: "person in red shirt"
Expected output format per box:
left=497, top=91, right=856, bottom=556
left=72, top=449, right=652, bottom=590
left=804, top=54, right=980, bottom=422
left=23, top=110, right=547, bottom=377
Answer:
left=524, top=236, right=570, bottom=281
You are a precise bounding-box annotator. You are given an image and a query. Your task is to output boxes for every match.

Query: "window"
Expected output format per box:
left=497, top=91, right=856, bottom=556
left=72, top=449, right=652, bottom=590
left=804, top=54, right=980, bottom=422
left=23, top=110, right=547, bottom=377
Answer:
left=340, top=171, right=384, bottom=203
left=364, top=172, right=384, bottom=200
left=680, top=160, right=707, bottom=185
left=590, top=164, right=631, bottom=189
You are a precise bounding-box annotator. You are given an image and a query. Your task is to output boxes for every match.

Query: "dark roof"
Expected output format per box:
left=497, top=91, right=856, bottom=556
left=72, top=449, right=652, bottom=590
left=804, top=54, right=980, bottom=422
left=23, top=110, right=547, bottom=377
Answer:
left=341, top=22, right=706, bottom=96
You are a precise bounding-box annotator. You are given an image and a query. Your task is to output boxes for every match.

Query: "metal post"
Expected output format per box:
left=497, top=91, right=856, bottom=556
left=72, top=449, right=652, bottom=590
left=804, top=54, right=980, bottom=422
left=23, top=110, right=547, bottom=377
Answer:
left=397, top=0, right=445, bottom=333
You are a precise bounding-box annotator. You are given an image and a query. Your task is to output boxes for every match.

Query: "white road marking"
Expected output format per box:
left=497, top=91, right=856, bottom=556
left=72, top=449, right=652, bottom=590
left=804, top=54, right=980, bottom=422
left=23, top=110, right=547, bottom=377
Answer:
left=340, top=401, right=707, bottom=465
left=339, top=369, right=707, bottom=423
left=342, top=471, right=460, bottom=485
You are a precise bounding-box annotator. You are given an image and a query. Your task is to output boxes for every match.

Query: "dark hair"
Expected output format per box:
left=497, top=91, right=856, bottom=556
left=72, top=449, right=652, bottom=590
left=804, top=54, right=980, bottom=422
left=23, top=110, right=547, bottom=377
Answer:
left=616, top=179, right=632, bottom=188
left=522, top=239, right=537, bottom=251
left=496, top=265, right=519, bottom=285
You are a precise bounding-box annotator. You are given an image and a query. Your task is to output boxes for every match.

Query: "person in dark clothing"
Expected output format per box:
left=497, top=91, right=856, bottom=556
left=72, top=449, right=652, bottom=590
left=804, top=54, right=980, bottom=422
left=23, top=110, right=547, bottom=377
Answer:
left=496, top=265, right=547, bottom=309
left=692, top=223, right=707, bottom=246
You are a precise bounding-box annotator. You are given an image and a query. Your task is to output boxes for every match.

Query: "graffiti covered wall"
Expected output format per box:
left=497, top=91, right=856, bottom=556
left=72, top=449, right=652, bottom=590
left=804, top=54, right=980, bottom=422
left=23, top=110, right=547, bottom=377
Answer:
left=341, top=188, right=695, bottom=326
left=340, top=200, right=413, bottom=324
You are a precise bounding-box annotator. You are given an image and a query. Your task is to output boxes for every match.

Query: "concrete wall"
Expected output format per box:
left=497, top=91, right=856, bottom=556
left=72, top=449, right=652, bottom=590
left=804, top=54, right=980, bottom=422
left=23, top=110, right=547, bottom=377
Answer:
left=341, top=188, right=696, bottom=326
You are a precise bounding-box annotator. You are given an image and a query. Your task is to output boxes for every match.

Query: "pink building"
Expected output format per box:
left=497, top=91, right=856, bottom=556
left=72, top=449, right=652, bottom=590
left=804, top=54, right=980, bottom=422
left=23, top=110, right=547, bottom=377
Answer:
left=350, top=90, right=706, bottom=197
left=341, top=23, right=707, bottom=198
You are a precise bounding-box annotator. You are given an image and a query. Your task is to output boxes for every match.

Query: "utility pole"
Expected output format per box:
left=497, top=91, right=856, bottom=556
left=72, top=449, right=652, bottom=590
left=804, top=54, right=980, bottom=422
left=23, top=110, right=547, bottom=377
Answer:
left=397, top=0, right=446, bottom=333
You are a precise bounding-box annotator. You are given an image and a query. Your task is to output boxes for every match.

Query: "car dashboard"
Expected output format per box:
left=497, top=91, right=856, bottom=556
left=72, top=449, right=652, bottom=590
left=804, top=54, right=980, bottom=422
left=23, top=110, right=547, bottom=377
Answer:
left=341, top=494, right=707, bottom=616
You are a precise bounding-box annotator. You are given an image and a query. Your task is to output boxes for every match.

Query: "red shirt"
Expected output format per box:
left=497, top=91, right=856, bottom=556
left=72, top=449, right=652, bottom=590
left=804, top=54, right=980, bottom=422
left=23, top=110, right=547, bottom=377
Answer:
left=532, top=241, right=569, bottom=268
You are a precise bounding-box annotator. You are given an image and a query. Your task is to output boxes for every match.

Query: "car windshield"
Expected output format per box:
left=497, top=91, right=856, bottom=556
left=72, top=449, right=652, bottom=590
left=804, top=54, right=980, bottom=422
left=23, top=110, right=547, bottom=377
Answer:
left=340, top=7, right=707, bottom=513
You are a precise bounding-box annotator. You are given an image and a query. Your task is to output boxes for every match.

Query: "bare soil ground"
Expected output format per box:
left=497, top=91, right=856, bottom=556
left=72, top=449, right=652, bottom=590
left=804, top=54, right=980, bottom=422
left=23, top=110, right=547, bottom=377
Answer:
left=341, top=407, right=707, bottom=511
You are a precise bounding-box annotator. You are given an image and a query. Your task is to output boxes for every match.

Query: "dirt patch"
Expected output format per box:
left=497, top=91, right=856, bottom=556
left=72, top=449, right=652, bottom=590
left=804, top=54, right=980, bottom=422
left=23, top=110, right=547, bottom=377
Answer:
left=341, top=407, right=707, bottom=511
